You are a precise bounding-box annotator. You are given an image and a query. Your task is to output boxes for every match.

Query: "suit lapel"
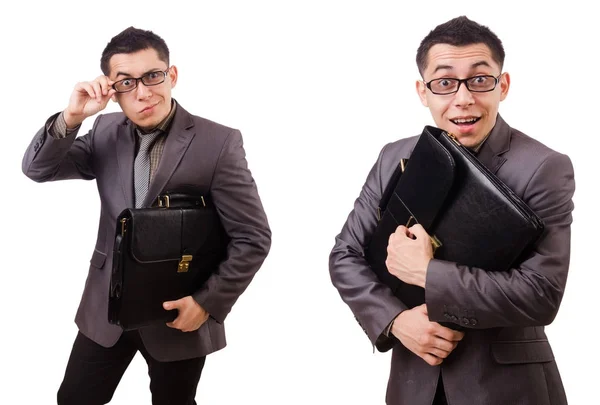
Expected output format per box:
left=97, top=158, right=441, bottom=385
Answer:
left=475, top=114, right=511, bottom=174
left=116, top=120, right=136, bottom=207
left=143, top=105, right=196, bottom=206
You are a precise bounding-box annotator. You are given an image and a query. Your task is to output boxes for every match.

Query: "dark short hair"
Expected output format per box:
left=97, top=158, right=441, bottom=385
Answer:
left=416, top=16, right=505, bottom=77
left=100, top=27, right=170, bottom=75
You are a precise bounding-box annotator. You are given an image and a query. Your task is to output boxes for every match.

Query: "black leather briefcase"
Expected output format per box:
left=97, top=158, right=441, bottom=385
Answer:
left=108, top=193, right=229, bottom=330
left=365, top=126, right=544, bottom=323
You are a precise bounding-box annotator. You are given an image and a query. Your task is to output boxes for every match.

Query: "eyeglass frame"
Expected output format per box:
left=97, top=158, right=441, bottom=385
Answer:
left=111, top=68, right=171, bottom=93
left=424, top=74, right=502, bottom=95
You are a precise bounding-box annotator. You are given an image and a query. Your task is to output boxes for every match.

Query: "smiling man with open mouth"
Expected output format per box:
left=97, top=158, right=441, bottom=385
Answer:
left=416, top=42, right=509, bottom=151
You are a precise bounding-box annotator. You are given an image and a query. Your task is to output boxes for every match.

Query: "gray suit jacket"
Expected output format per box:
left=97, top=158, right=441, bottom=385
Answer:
left=329, top=115, right=575, bottom=405
left=23, top=104, right=271, bottom=361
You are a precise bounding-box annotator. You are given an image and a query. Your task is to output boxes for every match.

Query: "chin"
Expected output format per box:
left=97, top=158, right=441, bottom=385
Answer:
left=133, top=120, right=155, bottom=131
left=141, top=114, right=162, bottom=126
left=456, top=134, right=485, bottom=149
left=457, top=138, right=477, bottom=148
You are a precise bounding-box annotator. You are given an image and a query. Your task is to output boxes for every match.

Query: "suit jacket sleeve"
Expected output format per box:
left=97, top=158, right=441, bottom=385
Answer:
left=329, top=143, right=408, bottom=351
left=192, top=129, right=271, bottom=323
left=425, top=152, right=575, bottom=329
left=22, top=112, right=96, bottom=182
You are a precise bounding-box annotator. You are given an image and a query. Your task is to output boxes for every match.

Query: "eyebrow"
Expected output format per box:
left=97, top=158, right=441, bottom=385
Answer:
left=114, top=68, right=165, bottom=79
left=431, top=60, right=493, bottom=75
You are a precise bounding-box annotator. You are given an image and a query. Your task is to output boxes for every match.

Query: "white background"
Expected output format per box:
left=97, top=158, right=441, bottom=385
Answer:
left=1, top=1, right=598, bottom=404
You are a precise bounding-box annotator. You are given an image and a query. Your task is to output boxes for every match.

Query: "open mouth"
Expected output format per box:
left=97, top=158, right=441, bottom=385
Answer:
left=450, top=117, right=481, bottom=126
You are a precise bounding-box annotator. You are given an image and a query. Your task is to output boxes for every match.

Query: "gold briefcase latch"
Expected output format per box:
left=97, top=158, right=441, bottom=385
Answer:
left=157, top=195, right=171, bottom=208
left=430, top=235, right=442, bottom=253
left=178, top=255, right=193, bottom=273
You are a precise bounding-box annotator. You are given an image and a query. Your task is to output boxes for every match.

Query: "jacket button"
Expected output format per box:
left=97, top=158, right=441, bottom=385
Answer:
left=470, top=318, right=478, bottom=326
left=461, top=317, right=469, bottom=325
left=451, top=315, right=458, bottom=322
left=33, top=144, right=39, bottom=151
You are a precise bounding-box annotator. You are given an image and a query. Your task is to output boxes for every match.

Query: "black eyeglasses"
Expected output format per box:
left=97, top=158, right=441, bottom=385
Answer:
left=112, top=68, right=170, bottom=93
left=425, top=74, right=501, bottom=95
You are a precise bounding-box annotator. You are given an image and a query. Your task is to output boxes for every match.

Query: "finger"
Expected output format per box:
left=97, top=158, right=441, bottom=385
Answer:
left=423, top=353, right=443, bottom=366
left=409, top=224, right=428, bottom=238
left=179, top=317, right=197, bottom=332
left=394, top=225, right=411, bottom=237
left=101, top=76, right=116, bottom=95
left=427, top=346, right=451, bottom=359
left=388, top=232, right=395, bottom=245
left=402, top=225, right=416, bottom=240
left=450, top=331, right=466, bottom=341
left=434, top=324, right=465, bottom=342
left=163, top=300, right=181, bottom=310
left=166, top=313, right=184, bottom=329
left=432, top=337, right=457, bottom=353
left=96, top=76, right=111, bottom=96
left=78, top=82, right=97, bottom=99
left=90, top=81, right=103, bottom=101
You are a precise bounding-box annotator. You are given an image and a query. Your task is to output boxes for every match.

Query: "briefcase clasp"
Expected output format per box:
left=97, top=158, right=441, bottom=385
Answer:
left=120, top=218, right=128, bottom=236
left=430, top=235, right=442, bottom=252
left=157, top=195, right=171, bottom=208
left=178, top=255, right=193, bottom=272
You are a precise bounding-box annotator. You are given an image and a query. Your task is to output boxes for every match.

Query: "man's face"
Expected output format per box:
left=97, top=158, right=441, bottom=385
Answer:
left=108, top=48, right=177, bottom=130
left=416, top=43, right=510, bottom=148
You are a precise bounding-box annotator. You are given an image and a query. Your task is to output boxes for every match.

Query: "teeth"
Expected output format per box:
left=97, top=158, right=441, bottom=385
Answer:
left=452, top=117, right=478, bottom=124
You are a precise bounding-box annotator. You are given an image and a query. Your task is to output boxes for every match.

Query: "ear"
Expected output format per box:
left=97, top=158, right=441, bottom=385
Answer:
left=168, top=65, right=178, bottom=89
left=416, top=80, right=428, bottom=107
left=499, top=72, right=510, bottom=101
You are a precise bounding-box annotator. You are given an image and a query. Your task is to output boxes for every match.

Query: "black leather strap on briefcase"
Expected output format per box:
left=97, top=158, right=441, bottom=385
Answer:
left=108, top=192, right=229, bottom=330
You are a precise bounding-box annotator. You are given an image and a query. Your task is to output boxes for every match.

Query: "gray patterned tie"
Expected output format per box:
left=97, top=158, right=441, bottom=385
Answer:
left=134, top=130, right=161, bottom=208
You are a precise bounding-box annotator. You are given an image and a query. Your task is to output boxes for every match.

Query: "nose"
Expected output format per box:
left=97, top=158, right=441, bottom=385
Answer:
left=136, top=81, right=152, bottom=100
left=454, top=82, right=475, bottom=108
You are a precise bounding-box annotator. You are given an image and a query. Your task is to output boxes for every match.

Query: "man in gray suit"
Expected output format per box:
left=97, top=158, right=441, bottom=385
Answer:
left=22, top=27, right=271, bottom=404
left=329, top=16, right=574, bottom=405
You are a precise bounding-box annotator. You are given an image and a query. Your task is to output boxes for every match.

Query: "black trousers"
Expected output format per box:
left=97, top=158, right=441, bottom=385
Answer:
left=57, top=331, right=206, bottom=405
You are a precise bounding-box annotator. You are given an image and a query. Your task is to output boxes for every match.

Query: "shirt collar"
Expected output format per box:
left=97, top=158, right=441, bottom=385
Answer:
left=469, top=131, right=491, bottom=155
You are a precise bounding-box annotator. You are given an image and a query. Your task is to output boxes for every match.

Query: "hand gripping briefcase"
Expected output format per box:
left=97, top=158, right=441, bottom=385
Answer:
left=365, top=126, right=545, bottom=326
left=108, top=193, right=229, bottom=330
